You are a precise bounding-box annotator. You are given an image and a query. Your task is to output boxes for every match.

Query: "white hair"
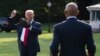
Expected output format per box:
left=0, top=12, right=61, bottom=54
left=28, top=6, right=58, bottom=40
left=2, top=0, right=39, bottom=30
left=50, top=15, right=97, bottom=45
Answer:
left=65, top=2, right=78, bottom=11
left=25, top=10, right=34, bottom=14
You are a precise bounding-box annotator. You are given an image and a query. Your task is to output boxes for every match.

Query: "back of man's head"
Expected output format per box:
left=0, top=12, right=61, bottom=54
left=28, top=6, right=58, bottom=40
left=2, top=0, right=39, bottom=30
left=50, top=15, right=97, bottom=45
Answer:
left=64, top=2, right=79, bottom=17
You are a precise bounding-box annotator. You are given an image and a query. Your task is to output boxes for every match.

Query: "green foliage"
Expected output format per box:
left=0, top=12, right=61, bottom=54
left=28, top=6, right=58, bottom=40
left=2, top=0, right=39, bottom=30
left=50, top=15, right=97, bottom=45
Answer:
left=0, top=0, right=22, bottom=16
left=0, top=0, right=98, bottom=22
left=0, top=0, right=66, bottom=16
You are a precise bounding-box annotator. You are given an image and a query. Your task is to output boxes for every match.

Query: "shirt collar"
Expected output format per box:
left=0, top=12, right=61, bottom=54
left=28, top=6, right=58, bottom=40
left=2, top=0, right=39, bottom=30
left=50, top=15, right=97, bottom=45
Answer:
left=66, top=16, right=77, bottom=19
left=30, top=19, right=34, bottom=24
left=26, top=19, right=34, bottom=24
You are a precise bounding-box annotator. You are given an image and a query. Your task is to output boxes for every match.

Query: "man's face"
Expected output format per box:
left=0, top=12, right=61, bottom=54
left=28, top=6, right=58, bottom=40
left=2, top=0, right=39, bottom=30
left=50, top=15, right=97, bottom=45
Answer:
left=25, top=12, right=34, bottom=21
left=10, top=11, right=16, bottom=18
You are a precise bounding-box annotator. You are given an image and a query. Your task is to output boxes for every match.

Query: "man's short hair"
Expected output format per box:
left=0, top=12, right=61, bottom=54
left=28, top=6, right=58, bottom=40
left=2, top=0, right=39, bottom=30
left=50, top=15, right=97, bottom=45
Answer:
left=64, top=2, right=79, bottom=16
left=25, top=10, right=34, bottom=14
left=64, top=2, right=78, bottom=11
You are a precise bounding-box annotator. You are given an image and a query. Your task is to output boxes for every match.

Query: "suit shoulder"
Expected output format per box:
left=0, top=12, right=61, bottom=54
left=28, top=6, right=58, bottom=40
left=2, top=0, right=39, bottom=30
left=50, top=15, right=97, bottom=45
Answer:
left=77, top=20, right=91, bottom=28
left=78, top=20, right=88, bottom=24
left=35, top=21, right=41, bottom=25
left=54, top=21, right=66, bottom=28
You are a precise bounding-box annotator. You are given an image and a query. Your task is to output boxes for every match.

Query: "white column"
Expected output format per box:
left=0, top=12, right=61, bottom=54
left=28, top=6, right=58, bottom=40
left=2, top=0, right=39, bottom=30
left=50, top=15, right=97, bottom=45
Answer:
left=94, top=11, right=97, bottom=21
left=90, top=11, right=92, bottom=21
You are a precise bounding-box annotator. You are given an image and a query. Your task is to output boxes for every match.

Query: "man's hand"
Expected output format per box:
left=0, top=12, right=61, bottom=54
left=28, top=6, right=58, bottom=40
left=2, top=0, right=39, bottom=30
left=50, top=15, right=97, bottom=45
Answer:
left=20, top=18, right=30, bottom=28
left=86, top=49, right=90, bottom=56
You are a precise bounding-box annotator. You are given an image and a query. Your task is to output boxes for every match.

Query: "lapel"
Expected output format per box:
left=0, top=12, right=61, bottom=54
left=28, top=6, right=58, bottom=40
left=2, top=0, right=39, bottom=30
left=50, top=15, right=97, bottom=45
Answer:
left=31, top=21, right=36, bottom=26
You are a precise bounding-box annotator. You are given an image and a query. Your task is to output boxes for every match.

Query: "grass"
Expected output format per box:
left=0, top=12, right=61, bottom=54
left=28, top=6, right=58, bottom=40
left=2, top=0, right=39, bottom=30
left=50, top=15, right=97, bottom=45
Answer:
left=0, top=32, right=53, bottom=56
left=0, top=32, right=100, bottom=56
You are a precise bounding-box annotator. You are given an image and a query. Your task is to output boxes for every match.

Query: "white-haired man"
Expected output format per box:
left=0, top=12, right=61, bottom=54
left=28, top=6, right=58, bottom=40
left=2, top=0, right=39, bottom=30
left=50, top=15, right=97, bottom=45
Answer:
left=50, top=2, right=96, bottom=56
left=17, top=9, right=42, bottom=56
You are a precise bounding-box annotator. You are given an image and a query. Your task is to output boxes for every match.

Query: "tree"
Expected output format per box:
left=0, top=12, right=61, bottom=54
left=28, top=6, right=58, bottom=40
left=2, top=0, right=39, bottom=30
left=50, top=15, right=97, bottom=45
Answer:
left=0, top=0, right=98, bottom=23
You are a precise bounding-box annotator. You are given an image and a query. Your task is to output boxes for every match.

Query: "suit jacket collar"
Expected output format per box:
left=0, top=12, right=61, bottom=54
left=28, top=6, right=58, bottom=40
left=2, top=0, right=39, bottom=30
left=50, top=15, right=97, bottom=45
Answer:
left=31, top=21, right=36, bottom=24
left=67, top=16, right=77, bottom=19
left=26, top=19, right=34, bottom=24
left=66, top=16, right=77, bottom=22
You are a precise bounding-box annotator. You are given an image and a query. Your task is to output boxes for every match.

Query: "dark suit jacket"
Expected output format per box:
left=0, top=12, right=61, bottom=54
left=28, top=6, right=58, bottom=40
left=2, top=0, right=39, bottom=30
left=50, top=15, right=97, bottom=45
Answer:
left=16, top=21, right=42, bottom=53
left=50, top=18, right=96, bottom=56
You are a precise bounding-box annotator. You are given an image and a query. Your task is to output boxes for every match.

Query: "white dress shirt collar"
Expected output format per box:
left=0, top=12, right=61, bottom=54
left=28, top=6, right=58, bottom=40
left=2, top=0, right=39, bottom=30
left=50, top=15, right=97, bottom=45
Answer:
left=27, top=19, right=34, bottom=24
left=30, top=19, right=34, bottom=24
left=66, top=16, right=77, bottom=19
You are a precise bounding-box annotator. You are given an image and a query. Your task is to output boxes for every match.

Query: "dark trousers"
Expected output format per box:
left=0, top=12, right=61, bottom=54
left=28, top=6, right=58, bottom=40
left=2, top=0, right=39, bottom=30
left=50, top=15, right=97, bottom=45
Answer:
left=19, top=45, right=37, bottom=56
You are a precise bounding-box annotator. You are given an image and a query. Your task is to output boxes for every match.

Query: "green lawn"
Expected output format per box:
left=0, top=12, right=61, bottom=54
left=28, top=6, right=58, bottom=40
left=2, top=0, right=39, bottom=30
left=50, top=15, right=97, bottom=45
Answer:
left=0, top=32, right=100, bottom=56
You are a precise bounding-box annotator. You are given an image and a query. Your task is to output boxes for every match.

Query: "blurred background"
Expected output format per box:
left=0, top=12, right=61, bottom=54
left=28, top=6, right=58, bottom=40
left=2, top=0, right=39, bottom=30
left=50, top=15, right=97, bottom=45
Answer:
left=0, top=0, right=99, bottom=23
left=0, top=0, right=100, bottom=56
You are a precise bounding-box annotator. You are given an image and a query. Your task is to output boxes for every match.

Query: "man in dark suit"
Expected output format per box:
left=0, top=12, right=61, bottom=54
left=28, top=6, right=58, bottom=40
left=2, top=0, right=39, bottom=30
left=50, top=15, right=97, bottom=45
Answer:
left=50, top=2, right=96, bottom=56
left=16, top=10, right=42, bottom=56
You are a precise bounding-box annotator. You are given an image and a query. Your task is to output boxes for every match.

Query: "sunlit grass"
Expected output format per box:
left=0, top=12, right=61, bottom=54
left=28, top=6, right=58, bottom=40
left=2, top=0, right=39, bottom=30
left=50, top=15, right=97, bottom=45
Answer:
left=39, top=33, right=52, bottom=39
left=0, top=32, right=18, bottom=56
left=0, top=32, right=53, bottom=56
left=0, top=32, right=100, bottom=56
left=0, top=38, right=16, bottom=43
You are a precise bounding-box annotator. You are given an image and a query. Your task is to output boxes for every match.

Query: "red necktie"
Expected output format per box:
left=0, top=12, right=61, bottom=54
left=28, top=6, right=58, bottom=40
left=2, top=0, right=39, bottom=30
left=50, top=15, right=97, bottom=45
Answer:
left=23, top=28, right=29, bottom=46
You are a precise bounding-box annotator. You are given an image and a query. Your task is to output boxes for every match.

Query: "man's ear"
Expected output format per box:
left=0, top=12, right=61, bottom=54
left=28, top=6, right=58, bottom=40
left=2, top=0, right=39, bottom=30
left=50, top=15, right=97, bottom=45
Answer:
left=33, top=13, right=35, bottom=17
left=76, top=10, right=80, bottom=16
left=64, top=11, right=68, bottom=17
